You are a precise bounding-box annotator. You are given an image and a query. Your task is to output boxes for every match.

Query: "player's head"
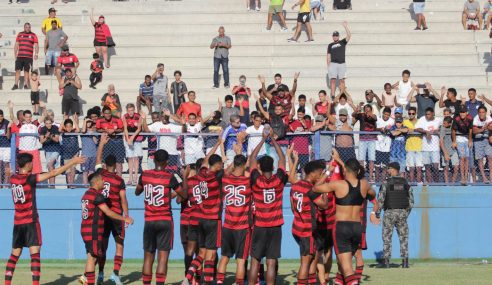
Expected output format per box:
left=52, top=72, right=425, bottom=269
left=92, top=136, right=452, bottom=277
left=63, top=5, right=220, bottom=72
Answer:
left=17, top=153, right=33, bottom=172
left=88, top=172, right=104, bottom=190
left=233, top=154, right=247, bottom=172
left=345, top=158, right=365, bottom=179
left=304, top=160, right=326, bottom=182
left=104, top=155, right=117, bottom=168
left=154, top=149, right=169, bottom=168
left=208, top=154, right=223, bottom=171
left=92, top=53, right=99, bottom=59
left=258, top=155, right=274, bottom=173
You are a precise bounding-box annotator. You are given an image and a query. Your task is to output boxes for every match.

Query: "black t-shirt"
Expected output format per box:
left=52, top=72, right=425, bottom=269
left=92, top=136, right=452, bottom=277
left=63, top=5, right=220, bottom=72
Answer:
left=327, top=39, right=348, bottom=64
left=39, top=125, right=61, bottom=153
left=444, top=99, right=462, bottom=115
left=452, top=115, right=473, bottom=136
left=354, top=113, right=378, bottom=140
left=415, top=94, right=438, bottom=118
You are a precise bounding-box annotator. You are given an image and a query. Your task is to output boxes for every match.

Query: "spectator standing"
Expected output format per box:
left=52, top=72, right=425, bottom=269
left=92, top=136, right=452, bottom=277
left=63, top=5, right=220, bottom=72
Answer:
left=202, top=111, right=227, bottom=155
left=176, top=91, right=202, bottom=121
left=407, top=83, right=439, bottom=118
left=327, top=22, right=351, bottom=99
left=389, top=117, right=408, bottom=177
left=267, top=73, right=290, bottom=101
left=152, top=63, right=172, bottom=113
left=266, top=0, right=288, bottom=31
left=219, top=95, right=242, bottom=126
left=0, top=110, right=11, bottom=186
left=41, top=8, right=62, bottom=35
left=211, top=26, right=232, bottom=89
left=61, top=118, right=80, bottom=188
left=245, top=114, right=266, bottom=156
left=12, top=23, right=39, bottom=90
left=452, top=106, right=473, bottom=185
left=382, top=83, right=397, bottom=111
left=123, top=104, right=143, bottom=185
left=415, top=108, right=441, bottom=184
left=96, top=106, right=125, bottom=177
left=80, top=117, right=98, bottom=185
left=463, top=0, right=483, bottom=30
left=246, top=0, right=260, bottom=11
left=465, top=88, right=482, bottom=118
left=39, top=117, right=61, bottom=186
left=222, top=115, right=248, bottom=166
left=439, top=87, right=463, bottom=116
left=30, top=70, right=41, bottom=116
left=333, top=109, right=356, bottom=161
left=364, top=90, right=383, bottom=117
left=353, top=104, right=378, bottom=182
left=89, top=53, right=104, bottom=89
left=101, top=84, right=122, bottom=117
left=440, top=116, right=459, bottom=183
left=292, top=94, right=314, bottom=119
left=403, top=107, right=423, bottom=183
left=44, top=20, right=67, bottom=75
left=392, top=70, right=414, bottom=115
left=16, top=110, right=42, bottom=174
left=232, top=75, right=251, bottom=123
left=375, top=107, right=395, bottom=182
left=289, top=107, right=312, bottom=172
left=485, top=0, right=492, bottom=29
left=59, top=68, right=82, bottom=119
left=136, top=75, right=154, bottom=113
left=182, top=113, right=205, bottom=165
left=413, top=0, right=428, bottom=30
left=259, top=73, right=298, bottom=117
left=472, top=105, right=492, bottom=183
left=288, top=0, right=314, bottom=42
left=90, top=9, right=114, bottom=68
left=333, top=89, right=356, bottom=121
left=310, top=115, right=334, bottom=162
left=55, top=44, right=79, bottom=82
left=170, top=70, right=188, bottom=113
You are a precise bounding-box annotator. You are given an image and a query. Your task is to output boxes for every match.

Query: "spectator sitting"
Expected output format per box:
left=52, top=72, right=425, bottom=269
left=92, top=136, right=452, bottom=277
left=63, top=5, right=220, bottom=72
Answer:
left=176, top=91, right=202, bottom=121
left=96, top=106, right=124, bottom=176
left=44, top=19, right=67, bottom=75
left=452, top=106, right=473, bottom=185
left=407, top=82, right=440, bottom=118
left=38, top=117, right=61, bottom=187
left=440, top=116, right=459, bottom=183
left=232, top=75, right=251, bottom=123
left=389, top=117, right=408, bottom=177
left=101, top=84, right=122, bottom=117
left=473, top=105, right=492, bottom=183
left=170, top=70, right=188, bottom=113
left=61, top=117, right=80, bottom=188
left=203, top=111, right=227, bottom=155
left=415, top=107, right=441, bottom=184
left=292, top=94, right=314, bottom=120
left=375, top=107, right=395, bottom=182
left=152, top=63, right=173, bottom=113
left=403, top=107, right=423, bottom=183
left=137, top=75, right=154, bottom=113
left=55, top=45, right=79, bottom=82
left=80, top=117, right=98, bottom=185
left=246, top=114, right=266, bottom=156
left=333, top=109, right=355, bottom=162
left=463, top=0, right=483, bottom=30
left=89, top=53, right=104, bottom=89
left=439, top=87, right=464, bottom=116
left=381, top=83, right=397, bottom=111
left=392, top=69, right=414, bottom=115
left=289, top=107, right=313, bottom=173
left=41, top=7, right=62, bottom=36
left=123, top=103, right=143, bottom=185
left=219, top=95, right=243, bottom=126
left=363, top=89, right=383, bottom=117
left=222, top=114, right=248, bottom=166
left=353, top=104, right=378, bottom=182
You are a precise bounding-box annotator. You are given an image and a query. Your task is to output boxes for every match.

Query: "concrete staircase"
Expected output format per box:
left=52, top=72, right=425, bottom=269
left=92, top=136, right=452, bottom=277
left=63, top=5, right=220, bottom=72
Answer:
left=0, top=0, right=491, bottom=118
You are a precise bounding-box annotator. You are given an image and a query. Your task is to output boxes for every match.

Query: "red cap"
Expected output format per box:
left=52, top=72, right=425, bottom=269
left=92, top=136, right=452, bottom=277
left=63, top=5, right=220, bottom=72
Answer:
left=99, top=15, right=105, bottom=19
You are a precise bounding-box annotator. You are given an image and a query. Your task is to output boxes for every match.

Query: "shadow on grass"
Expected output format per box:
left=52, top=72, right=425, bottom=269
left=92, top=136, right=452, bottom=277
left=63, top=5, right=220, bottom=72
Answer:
left=42, top=271, right=141, bottom=285
left=42, top=274, right=79, bottom=285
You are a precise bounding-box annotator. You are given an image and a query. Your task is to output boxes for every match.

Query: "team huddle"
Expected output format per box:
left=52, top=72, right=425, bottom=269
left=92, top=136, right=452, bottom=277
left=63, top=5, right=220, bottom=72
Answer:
left=6, top=126, right=379, bottom=285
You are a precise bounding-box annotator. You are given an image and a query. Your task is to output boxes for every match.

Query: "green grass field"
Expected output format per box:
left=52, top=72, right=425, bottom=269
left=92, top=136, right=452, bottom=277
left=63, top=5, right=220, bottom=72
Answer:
left=1, top=259, right=492, bottom=285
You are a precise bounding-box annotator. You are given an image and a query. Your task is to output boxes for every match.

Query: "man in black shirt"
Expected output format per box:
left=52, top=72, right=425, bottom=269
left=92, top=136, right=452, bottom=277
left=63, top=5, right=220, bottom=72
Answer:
left=407, top=82, right=440, bottom=118
left=439, top=87, right=464, bottom=116
left=327, top=21, right=351, bottom=100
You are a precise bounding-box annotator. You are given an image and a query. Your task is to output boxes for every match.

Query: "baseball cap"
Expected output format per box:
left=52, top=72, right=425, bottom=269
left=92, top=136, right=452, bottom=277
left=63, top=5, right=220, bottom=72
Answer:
left=339, top=108, right=348, bottom=116
left=99, top=15, right=105, bottom=19
left=332, top=31, right=340, bottom=36
left=315, top=115, right=325, bottom=122
left=387, top=162, right=400, bottom=172
left=459, top=105, right=468, bottom=113
left=48, top=7, right=56, bottom=13
left=61, top=44, right=69, bottom=51
left=395, top=107, right=403, bottom=114
left=395, top=117, right=404, bottom=123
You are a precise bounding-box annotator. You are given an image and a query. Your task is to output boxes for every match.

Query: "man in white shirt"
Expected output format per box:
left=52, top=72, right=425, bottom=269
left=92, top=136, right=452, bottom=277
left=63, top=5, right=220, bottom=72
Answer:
left=375, top=107, right=395, bottom=182
left=183, top=113, right=205, bottom=165
left=415, top=107, right=441, bottom=184
left=472, top=105, right=492, bottom=183
left=292, top=94, right=313, bottom=120
left=245, top=114, right=266, bottom=156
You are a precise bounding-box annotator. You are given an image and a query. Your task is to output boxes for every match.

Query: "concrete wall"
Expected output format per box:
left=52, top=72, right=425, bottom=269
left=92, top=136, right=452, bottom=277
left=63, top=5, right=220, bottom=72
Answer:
left=0, top=186, right=491, bottom=260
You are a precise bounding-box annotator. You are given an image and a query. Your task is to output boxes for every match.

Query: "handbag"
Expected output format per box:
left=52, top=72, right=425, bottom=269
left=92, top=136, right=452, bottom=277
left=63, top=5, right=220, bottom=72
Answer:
left=106, top=37, right=116, bottom=47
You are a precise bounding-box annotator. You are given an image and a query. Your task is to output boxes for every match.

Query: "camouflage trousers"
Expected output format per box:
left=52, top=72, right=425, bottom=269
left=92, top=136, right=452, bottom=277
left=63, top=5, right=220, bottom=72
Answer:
left=382, top=209, right=410, bottom=259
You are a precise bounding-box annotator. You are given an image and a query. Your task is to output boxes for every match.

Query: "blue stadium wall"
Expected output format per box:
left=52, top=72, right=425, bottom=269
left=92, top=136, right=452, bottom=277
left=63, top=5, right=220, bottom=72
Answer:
left=0, top=186, right=490, bottom=260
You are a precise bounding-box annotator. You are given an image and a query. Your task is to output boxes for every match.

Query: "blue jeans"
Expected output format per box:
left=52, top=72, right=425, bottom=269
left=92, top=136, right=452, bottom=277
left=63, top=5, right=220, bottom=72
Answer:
left=213, top=57, right=229, bottom=87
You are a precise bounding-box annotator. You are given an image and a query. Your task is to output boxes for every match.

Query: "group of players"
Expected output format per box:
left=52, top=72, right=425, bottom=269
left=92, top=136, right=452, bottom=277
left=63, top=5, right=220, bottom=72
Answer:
left=5, top=123, right=379, bottom=285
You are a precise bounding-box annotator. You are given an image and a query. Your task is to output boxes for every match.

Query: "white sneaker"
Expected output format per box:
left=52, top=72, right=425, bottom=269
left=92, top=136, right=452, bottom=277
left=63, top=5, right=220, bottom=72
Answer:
left=281, top=27, right=289, bottom=32
left=262, top=27, right=272, bottom=32
left=110, top=273, right=123, bottom=285
left=255, top=7, right=260, bottom=11
left=78, top=275, right=87, bottom=285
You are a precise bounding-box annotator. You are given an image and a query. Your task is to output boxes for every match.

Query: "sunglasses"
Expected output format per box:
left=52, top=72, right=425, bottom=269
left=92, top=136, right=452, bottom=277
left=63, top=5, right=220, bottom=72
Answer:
left=408, top=112, right=416, bottom=115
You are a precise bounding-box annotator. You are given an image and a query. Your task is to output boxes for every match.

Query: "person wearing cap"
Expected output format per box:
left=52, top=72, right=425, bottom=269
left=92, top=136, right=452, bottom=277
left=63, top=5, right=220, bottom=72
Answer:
left=44, top=19, right=67, bottom=75
left=394, top=106, right=404, bottom=120
left=390, top=117, right=408, bottom=177
left=326, top=21, right=351, bottom=99
left=452, top=105, right=473, bottom=185
left=90, top=8, right=113, bottom=68
left=41, top=8, right=62, bottom=35
left=55, top=44, right=79, bottom=81
left=406, top=82, right=439, bottom=119
left=375, top=162, right=414, bottom=269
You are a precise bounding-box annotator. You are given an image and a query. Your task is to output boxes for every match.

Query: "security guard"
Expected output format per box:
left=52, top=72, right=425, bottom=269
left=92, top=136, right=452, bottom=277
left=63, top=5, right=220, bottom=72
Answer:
left=375, top=162, right=414, bottom=268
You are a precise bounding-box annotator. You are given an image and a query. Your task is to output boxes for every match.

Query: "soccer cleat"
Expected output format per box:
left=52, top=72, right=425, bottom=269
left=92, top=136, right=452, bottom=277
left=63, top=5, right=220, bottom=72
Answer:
left=78, top=275, right=87, bottom=285
left=402, top=258, right=409, bottom=268
left=110, top=272, right=123, bottom=285
left=97, top=272, right=104, bottom=285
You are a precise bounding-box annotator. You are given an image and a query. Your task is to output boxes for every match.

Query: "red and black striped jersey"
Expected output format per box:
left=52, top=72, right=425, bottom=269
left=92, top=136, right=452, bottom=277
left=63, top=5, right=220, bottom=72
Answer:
left=16, top=32, right=38, bottom=58
left=317, top=162, right=343, bottom=230
left=222, top=174, right=252, bottom=230
left=98, top=168, right=126, bottom=215
left=196, top=167, right=224, bottom=220
left=290, top=180, right=322, bottom=237
left=360, top=199, right=368, bottom=233
left=124, top=113, right=143, bottom=142
left=11, top=174, right=39, bottom=225
left=81, top=188, right=107, bottom=242
left=94, top=23, right=106, bottom=43
left=186, top=175, right=201, bottom=226
left=137, top=169, right=180, bottom=222
left=250, top=168, right=288, bottom=228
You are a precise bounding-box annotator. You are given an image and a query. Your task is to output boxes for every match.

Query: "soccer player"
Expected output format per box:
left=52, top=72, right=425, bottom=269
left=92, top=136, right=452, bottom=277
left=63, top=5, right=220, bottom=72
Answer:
left=247, top=130, right=288, bottom=285
left=95, top=133, right=129, bottom=285
left=5, top=153, right=85, bottom=285
left=136, top=149, right=187, bottom=285
left=288, top=147, right=329, bottom=285
left=216, top=154, right=252, bottom=285
left=81, top=172, right=134, bottom=285
left=183, top=140, right=223, bottom=285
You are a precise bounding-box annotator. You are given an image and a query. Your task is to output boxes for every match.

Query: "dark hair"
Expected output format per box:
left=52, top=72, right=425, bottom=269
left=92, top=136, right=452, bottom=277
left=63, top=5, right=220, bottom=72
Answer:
left=92, top=53, right=99, bottom=59
left=304, top=115, right=311, bottom=121
left=425, top=107, right=434, bottom=114
left=274, top=73, right=282, bottom=78
left=88, top=172, right=102, bottom=185
left=63, top=119, right=73, bottom=126
left=447, top=88, right=457, bottom=97
left=145, top=75, right=151, bottom=80
left=233, top=155, right=247, bottom=168
left=102, top=106, right=111, bottom=114
left=297, top=106, right=306, bottom=114
left=364, top=104, right=373, bottom=111
left=443, top=116, right=453, bottom=124
left=402, top=70, right=411, bottom=76
left=0, top=109, right=3, bottom=116
left=188, top=113, right=197, bottom=119
left=304, top=160, right=325, bottom=176
left=258, top=155, right=274, bottom=173
left=151, top=111, right=160, bottom=118
left=408, top=106, right=417, bottom=112
left=478, top=105, right=488, bottom=112
left=104, top=155, right=116, bottom=167
left=383, top=107, right=392, bottom=114
left=319, top=90, right=327, bottom=96
left=157, top=63, right=164, bottom=68
left=174, top=70, right=182, bottom=76
left=274, top=104, right=284, bottom=109
left=17, top=153, right=33, bottom=168
left=154, top=149, right=169, bottom=165
left=188, top=163, right=197, bottom=171
left=209, top=154, right=222, bottom=167
left=345, top=158, right=365, bottom=179
left=339, top=94, right=347, bottom=100
left=298, top=94, right=306, bottom=100
left=196, top=158, right=205, bottom=169
left=468, top=88, right=477, bottom=93
left=188, top=91, right=196, bottom=96
left=31, top=70, right=38, bottom=76
left=23, top=110, right=32, bottom=116
left=250, top=111, right=259, bottom=117
left=225, top=95, right=234, bottom=102
left=384, top=83, right=392, bottom=89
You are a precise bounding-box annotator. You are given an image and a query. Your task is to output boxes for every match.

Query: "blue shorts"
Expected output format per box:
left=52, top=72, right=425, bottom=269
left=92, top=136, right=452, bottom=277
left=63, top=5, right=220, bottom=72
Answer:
left=413, top=2, right=425, bottom=14
left=457, top=141, right=470, bottom=158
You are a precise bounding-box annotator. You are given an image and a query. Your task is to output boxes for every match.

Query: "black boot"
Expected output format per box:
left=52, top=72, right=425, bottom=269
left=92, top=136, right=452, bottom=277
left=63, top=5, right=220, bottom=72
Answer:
left=402, top=258, right=409, bottom=268
left=45, top=65, right=49, bottom=75
left=384, top=258, right=390, bottom=268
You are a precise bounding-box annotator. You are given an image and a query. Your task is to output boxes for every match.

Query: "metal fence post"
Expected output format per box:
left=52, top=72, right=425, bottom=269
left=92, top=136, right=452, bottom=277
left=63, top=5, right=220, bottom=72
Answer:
left=314, top=131, right=320, bottom=160
left=10, top=133, right=16, bottom=171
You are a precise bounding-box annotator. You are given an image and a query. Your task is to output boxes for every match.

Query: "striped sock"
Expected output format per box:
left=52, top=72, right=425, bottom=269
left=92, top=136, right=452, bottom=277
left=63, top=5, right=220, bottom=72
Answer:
left=30, top=253, right=41, bottom=285
left=113, top=255, right=123, bottom=276
left=344, top=274, right=359, bottom=285
left=98, top=254, right=106, bottom=273
left=85, top=271, right=95, bottom=285
left=4, top=254, right=19, bottom=285
left=216, top=272, right=225, bottom=284
left=355, top=265, right=364, bottom=280
left=186, top=256, right=203, bottom=281
left=142, top=273, right=152, bottom=285
left=156, top=273, right=166, bottom=285
left=334, top=272, right=344, bottom=285
left=195, top=268, right=203, bottom=284
left=203, top=260, right=215, bottom=284
left=297, top=278, right=308, bottom=285
left=235, top=278, right=245, bottom=285
left=308, top=273, right=317, bottom=285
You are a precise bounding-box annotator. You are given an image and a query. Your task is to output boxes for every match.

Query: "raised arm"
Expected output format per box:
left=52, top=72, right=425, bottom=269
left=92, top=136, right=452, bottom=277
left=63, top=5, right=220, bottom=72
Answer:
left=256, top=96, right=270, bottom=120
left=291, top=72, right=300, bottom=98
left=249, top=131, right=268, bottom=170
left=90, top=8, right=97, bottom=26
left=96, top=133, right=109, bottom=166
left=270, top=133, right=286, bottom=169
left=343, top=21, right=351, bottom=42
left=439, top=86, right=446, bottom=108
left=287, top=144, right=299, bottom=184
left=258, top=75, right=273, bottom=101
left=8, top=101, right=18, bottom=125
left=202, top=137, right=223, bottom=168
left=38, top=156, right=86, bottom=182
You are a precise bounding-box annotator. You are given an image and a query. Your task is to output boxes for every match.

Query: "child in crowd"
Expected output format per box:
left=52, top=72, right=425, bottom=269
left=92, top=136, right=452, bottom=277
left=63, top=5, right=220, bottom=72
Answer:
left=89, top=53, right=104, bottom=89
left=61, top=116, right=80, bottom=188
left=393, top=70, right=414, bottom=115
left=182, top=113, right=204, bottom=165
left=30, top=70, right=41, bottom=115
left=381, top=82, right=397, bottom=111
left=389, top=117, right=408, bottom=177
left=170, top=70, right=188, bottom=113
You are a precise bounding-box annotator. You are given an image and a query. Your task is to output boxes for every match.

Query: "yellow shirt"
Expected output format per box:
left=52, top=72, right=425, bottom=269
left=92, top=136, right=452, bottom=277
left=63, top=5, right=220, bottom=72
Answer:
left=403, top=119, right=422, bottom=151
left=42, top=17, right=63, bottom=33
left=300, top=0, right=311, bottom=13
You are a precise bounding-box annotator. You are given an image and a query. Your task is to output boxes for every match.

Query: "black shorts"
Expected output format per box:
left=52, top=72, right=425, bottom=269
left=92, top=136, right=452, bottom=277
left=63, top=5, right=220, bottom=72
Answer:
left=12, top=222, right=42, bottom=248
left=180, top=224, right=189, bottom=245
left=297, top=12, right=311, bottom=23
left=221, top=228, right=251, bottom=259
left=336, top=147, right=357, bottom=162
left=85, top=239, right=103, bottom=257
left=90, top=72, right=102, bottom=83
left=31, top=91, right=40, bottom=105
left=198, top=219, right=221, bottom=250
left=143, top=220, right=173, bottom=252
left=103, top=216, right=125, bottom=241
left=15, top=57, right=33, bottom=72
left=293, top=234, right=316, bottom=256
left=61, top=97, right=80, bottom=116
left=187, top=224, right=199, bottom=242
left=250, top=226, right=282, bottom=260
left=103, top=138, right=126, bottom=163
left=333, top=221, right=362, bottom=255
left=314, top=229, right=334, bottom=253
left=94, top=40, right=107, bottom=47
left=376, top=151, right=390, bottom=166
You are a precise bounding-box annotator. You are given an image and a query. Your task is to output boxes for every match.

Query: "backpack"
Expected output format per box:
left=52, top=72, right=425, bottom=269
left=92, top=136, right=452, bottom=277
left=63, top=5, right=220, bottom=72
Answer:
left=333, top=0, right=351, bottom=10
